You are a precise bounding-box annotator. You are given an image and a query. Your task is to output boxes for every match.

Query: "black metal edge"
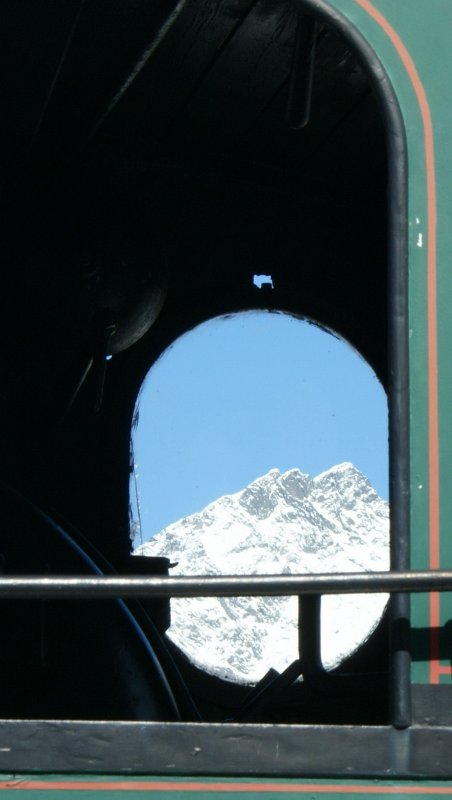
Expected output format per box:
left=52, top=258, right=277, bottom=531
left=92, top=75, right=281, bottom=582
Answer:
left=297, top=0, right=410, bottom=729
left=1, top=721, right=452, bottom=778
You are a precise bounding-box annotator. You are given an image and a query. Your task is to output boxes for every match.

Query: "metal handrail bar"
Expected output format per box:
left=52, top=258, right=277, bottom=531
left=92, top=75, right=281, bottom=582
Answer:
left=0, top=569, right=452, bottom=598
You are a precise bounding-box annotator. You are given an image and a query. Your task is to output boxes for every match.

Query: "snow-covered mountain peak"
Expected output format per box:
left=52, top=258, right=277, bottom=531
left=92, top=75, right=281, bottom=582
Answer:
left=238, top=468, right=282, bottom=519
left=135, top=463, right=389, bottom=683
left=316, top=460, right=356, bottom=476
left=314, top=461, right=377, bottom=493
left=278, top=468, right=313, bottom=501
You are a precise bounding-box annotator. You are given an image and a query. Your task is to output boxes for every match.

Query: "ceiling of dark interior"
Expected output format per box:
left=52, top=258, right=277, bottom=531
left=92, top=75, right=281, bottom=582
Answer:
left=2, top=0, right=387, bottom=328
left=1, top=0, right=388, bottom=552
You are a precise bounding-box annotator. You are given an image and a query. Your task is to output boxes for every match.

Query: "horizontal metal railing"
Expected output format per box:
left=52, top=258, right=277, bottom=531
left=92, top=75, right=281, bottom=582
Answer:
left=1, top=569, right=452, bottom=598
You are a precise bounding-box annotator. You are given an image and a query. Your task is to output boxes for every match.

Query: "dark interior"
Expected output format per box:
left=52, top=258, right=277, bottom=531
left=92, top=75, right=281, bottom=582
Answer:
left=0, top=0, right=390, bottom=723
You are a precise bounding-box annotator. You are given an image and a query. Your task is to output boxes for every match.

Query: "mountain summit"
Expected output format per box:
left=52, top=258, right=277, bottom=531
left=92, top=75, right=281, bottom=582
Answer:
left=135, top=464, right=389, bottom=683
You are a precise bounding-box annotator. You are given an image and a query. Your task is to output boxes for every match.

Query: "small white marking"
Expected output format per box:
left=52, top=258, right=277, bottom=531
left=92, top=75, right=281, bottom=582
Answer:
left=418, top=485, right=423, bottom=490
left=416, top=217, right=420, bottom=224
left=0, top=748, right=11, bottom=752
left=417, top=233, right=423, bottom=248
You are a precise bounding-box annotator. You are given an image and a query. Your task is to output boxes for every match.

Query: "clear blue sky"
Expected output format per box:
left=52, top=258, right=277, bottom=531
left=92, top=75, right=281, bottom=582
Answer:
left=130, top=311, right=388, bottom=546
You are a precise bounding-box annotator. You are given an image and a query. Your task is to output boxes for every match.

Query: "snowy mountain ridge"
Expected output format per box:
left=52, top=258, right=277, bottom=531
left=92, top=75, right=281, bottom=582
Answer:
left=135, top=463, right=389, bottom=683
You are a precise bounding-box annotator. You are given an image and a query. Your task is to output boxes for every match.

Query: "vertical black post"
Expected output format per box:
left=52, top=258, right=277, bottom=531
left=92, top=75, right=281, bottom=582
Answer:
left=299, top=594, right=323, bottom=674
left=387, top=105, right=411, bottom=728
